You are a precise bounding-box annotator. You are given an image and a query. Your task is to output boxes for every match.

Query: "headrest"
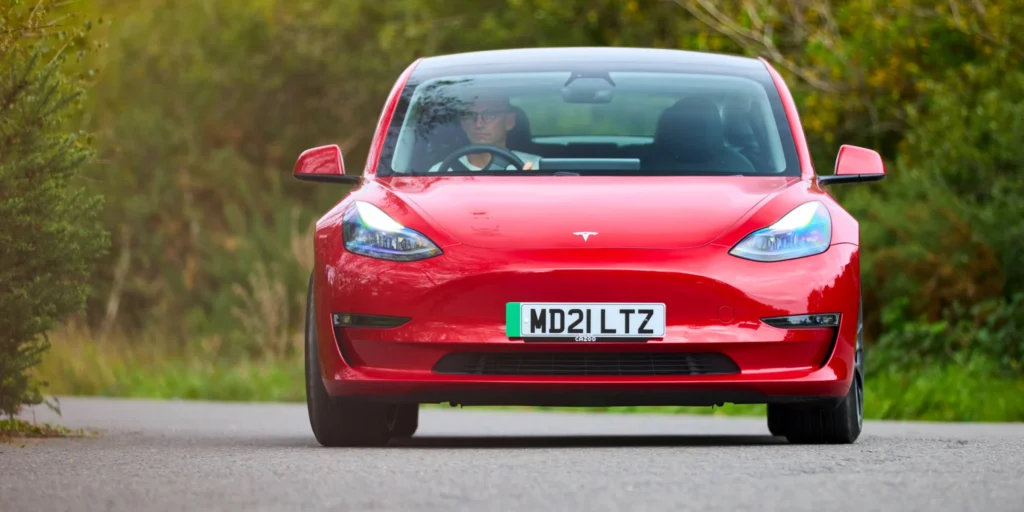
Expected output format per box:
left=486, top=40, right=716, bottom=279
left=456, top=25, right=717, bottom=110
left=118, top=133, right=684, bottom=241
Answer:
left=653, top=97, right=725, bottom=162
left=721, top=102, right=755, bottom=139
left=506, top=105, right=532, bottom=149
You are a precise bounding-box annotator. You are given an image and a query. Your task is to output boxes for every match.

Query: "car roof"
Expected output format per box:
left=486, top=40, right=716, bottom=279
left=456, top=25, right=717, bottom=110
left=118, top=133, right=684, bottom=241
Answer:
left=411, top=47, right=770, bottom=79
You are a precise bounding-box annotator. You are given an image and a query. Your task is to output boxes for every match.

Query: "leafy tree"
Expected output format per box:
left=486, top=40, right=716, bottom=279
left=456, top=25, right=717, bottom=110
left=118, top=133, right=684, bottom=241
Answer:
left=676, top=0, right=1024, bottom=171
left=0, top=1, right=108, bottom=416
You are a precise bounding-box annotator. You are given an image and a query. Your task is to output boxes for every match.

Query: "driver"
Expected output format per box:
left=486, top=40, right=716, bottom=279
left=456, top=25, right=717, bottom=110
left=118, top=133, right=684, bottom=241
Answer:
left=428, top=94, right=541, bottom=172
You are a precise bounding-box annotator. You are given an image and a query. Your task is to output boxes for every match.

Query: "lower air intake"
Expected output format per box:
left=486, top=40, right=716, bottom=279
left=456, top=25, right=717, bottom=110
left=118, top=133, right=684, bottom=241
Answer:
left=432, top=352, right=740, bottom=376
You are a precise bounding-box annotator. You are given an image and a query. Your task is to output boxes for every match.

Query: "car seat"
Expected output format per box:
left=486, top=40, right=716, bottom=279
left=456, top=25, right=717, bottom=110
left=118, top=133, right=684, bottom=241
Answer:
left=644, top=97, right=756, bottom=174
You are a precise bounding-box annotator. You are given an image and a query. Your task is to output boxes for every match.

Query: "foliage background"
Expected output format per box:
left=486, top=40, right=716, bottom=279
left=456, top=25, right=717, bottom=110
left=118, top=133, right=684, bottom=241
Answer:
left=12, top=0, right=1023, bottom=419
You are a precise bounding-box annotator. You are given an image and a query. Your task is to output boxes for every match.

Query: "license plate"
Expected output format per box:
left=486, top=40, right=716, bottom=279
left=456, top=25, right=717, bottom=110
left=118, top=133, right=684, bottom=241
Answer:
left=505, top=302, right=666, bottom=339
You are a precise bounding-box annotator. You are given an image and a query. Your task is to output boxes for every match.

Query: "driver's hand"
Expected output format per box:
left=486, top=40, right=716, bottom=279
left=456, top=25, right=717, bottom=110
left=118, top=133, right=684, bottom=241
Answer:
left=523, top=161, right=534, bottom=171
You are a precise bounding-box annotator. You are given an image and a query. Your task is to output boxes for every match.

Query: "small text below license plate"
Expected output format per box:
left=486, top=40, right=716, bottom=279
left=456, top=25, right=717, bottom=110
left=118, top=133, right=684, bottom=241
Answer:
left=506, top=302, right=666, bottom=338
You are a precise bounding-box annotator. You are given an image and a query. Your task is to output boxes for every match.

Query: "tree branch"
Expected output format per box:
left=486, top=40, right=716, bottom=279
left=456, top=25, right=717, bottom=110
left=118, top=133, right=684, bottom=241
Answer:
left=675, top=0, right=845, bottom=92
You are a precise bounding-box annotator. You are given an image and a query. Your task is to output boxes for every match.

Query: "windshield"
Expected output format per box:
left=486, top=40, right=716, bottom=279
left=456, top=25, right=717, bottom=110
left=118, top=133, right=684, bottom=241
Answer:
left=378, top=69, right=800, bottom=177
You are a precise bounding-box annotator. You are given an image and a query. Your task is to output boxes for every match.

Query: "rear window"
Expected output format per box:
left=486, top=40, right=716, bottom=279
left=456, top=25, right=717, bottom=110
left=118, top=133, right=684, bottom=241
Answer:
left=380, top=69, right=799, bottom=176
left=513, top=93, right=678, bottom=138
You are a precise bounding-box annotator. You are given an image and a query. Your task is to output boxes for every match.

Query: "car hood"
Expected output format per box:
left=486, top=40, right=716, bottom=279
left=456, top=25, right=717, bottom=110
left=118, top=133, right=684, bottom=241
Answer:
left=379, top=176, right=799, bottom=250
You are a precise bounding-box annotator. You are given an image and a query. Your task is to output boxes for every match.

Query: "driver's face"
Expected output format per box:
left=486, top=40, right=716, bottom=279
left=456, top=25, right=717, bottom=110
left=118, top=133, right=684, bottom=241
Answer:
left=459, top=99, right=515, bottom=146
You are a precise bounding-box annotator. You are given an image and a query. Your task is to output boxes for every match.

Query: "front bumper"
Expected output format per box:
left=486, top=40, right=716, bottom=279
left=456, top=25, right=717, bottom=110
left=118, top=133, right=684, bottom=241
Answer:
left=312, top=242, right=861, bottom=407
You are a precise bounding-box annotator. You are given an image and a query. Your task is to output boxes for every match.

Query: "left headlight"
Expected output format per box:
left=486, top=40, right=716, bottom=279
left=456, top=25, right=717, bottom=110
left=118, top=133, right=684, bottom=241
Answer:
left=342, top=201, right=442, bottom=261
left=729, top=201, right=831, bottom=262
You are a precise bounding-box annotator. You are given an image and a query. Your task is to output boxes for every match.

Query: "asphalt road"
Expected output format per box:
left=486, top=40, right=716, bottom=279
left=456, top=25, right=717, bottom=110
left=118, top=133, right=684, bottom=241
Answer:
left=3, top=397, right=1023, bottom=512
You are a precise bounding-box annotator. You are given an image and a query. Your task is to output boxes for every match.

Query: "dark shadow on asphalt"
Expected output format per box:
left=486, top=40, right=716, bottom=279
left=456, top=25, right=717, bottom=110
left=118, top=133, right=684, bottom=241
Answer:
left=228, top=435, right=787, bottom=450
left=56, top=433, right=790, bottom=450
left=383, top=435, right=788, bottom=449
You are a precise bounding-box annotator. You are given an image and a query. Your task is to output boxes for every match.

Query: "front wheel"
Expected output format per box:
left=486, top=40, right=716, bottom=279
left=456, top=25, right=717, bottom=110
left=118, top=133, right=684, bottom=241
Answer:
left=774, top=374, right=863, bottom=444
left=766, top=404, right=788, bottom=437
left=391, top=404, right=420, bottom=438
left=305, top=273, right=396, bottom=447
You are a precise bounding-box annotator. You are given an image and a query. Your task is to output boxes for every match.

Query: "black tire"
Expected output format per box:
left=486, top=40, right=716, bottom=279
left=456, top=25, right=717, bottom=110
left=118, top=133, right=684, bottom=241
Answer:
left=781, top=372, right=862, bottom=444
left=390, top=404, right=420, bottom=438
left=305, top=273, right=397, bottom=447
left=766, top=404, right=788, bottom=436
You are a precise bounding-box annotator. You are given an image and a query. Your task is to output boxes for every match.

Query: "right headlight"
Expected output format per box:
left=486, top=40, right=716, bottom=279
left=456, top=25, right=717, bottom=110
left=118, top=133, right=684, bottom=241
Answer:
left=729, top=201, right=832, bottom=262
left=342, top=201, right=442, bottom=262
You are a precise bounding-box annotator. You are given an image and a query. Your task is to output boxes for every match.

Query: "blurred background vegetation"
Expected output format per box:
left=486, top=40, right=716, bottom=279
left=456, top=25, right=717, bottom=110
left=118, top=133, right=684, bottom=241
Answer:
left=4, top=0, right=1023, bottom=420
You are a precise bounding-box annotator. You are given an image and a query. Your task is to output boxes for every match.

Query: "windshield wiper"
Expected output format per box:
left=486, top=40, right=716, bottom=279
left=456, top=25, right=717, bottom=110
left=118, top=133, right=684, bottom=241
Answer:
left=552, top=171, right=580, bottom=176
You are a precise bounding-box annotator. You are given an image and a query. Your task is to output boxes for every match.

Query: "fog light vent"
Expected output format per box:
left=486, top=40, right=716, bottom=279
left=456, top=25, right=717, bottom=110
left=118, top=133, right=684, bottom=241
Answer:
left=762, top=313, right=840, bottom=328
left=332, top=313, right=410, bottom=328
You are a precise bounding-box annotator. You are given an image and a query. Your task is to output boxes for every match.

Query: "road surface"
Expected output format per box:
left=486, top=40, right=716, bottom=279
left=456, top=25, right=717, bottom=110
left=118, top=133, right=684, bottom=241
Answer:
left=3, top=396, right=1023, bottom=511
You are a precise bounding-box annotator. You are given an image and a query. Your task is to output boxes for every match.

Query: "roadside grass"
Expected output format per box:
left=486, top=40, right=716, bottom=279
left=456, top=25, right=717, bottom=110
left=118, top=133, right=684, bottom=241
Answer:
left=32, top=327, right=305, bottom=403
left=32, top=331, right=1024, bottom=423
left=0, top=418, right=94, bottom=444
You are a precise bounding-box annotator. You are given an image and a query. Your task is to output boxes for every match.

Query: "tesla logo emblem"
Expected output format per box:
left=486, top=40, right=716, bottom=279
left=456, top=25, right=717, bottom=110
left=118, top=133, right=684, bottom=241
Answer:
left=573, top=231, right=598, bottom=241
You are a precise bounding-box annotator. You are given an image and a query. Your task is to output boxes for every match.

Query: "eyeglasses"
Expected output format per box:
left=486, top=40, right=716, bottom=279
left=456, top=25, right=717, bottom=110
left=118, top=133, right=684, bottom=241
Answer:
left=459, top=109, right=509, bottom=123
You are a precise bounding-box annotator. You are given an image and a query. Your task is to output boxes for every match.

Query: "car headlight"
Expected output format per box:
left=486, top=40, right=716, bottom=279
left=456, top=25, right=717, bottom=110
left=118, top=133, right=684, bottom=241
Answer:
left=342, top=201, right=442, bottom=261
left=729, top=201, right=831, bottom=262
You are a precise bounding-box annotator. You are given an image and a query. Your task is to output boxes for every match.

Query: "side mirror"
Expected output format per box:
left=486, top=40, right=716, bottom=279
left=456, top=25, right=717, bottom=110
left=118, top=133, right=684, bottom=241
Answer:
left=818, top=145, right=887, bottom=186
left=292, top=144, right=360, bottom=184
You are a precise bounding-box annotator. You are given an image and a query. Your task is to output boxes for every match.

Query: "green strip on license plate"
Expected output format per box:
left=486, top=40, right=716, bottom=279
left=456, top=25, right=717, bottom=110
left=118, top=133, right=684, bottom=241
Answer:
left=506, top=302, right=521, bottom=337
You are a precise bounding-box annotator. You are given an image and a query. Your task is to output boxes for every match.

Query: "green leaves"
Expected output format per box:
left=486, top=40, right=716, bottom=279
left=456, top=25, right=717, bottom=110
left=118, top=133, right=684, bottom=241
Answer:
left=0, top=2, right=108, bottom=416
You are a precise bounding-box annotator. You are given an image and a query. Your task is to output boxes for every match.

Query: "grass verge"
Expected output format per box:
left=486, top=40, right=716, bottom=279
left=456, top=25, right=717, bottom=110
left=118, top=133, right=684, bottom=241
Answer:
left=0, top=418, right=94, bottom=444
left=32, top=333, right=1024, bottom=422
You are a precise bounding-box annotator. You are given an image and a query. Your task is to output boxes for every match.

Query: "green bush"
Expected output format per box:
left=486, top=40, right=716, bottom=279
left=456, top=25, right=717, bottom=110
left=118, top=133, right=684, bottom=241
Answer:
left=841, top=58, right=1024, bottom=373
left=78, top=0, right=412, bottom=351
left=856, top=58, right=1024, bottom=374
left=870, top=293, right=1024, bottom=376
left=0, top=2, right=108, bottom=416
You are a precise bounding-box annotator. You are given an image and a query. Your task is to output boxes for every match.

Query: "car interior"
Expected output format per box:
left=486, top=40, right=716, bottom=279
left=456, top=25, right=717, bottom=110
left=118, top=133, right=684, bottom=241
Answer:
left=392, top=83, right=789, bottom=175
left=505, top=99, right=770, bottom=172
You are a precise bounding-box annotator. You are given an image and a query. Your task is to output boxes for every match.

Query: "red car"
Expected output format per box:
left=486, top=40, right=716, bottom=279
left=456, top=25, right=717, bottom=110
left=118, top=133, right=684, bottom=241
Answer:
left=294, top=47, right=886, bottom=447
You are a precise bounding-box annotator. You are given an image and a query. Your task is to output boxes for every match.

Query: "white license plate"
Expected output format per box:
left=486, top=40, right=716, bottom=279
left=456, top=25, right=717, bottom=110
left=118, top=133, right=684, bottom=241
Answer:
left=506, top=302, right=666, bottom=339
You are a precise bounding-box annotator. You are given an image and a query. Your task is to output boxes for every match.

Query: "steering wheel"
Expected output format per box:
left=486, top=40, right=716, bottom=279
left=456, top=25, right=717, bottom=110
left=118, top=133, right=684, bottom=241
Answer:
left=436, top=144, right=526, bottom=172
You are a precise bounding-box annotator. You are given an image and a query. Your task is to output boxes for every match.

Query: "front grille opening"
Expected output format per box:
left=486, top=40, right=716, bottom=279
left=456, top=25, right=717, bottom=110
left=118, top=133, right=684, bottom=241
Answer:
left=432, top=352, right=739, bottom=376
